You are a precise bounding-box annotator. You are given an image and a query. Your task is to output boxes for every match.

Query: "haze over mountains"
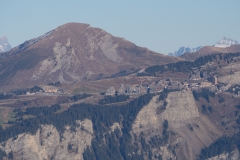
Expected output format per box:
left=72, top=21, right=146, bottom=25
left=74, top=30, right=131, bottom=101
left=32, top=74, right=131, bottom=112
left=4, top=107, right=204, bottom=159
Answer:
left=0, top=36, right=11, bottom=53
left=168, top=36, right=239, bottom=56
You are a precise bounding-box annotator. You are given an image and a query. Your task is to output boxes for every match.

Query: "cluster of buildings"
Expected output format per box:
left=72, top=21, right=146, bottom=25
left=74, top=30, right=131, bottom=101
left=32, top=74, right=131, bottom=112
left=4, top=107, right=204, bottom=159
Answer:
left=189, top=70, right=217, bottom=85
left=186, top=70, right=219, bottom=91
left=178, top=70, right=237, bottom=95
left=105, top=78, right=184, bottom=96
left=104, top=70, right=222, bottom=96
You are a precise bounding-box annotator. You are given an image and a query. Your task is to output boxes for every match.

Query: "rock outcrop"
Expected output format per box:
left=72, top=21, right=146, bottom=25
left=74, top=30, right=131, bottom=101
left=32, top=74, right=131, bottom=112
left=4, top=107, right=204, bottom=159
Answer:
left=207, top=149, right=240, bottom=160
left=132, top=90, right=222, bottom=160
left=0, top=119, right=93, bottom=160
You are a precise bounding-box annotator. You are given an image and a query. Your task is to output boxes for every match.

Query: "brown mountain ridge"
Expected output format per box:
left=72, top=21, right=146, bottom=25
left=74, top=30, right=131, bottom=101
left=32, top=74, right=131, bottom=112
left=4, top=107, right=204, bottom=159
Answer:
left=0, top=23, right=182, bottom=90
left=181, top=44, right=240, bottom=61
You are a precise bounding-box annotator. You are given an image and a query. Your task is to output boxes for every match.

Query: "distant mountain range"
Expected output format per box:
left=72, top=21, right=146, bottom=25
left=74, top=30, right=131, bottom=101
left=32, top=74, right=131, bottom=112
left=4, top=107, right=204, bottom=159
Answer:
left=0, top=36, right=11, bottom=53
left=168, top=37, right=238, bottom=56
left=168, top=46, right=202, bottom=56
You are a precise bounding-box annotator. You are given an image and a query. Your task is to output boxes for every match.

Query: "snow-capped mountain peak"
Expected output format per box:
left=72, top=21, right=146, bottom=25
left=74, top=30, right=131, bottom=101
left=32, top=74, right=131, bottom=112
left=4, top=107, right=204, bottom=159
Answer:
left=168, top=46, right=202, bottom=56
left=0, top=36, right=11, bottom=53
left=214, top=36, right=238, bottom=48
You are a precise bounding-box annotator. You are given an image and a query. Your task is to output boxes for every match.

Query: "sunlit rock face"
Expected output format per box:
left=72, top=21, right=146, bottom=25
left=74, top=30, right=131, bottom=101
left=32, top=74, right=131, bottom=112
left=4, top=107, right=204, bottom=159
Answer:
left=0, top=119, right=93, bottom=160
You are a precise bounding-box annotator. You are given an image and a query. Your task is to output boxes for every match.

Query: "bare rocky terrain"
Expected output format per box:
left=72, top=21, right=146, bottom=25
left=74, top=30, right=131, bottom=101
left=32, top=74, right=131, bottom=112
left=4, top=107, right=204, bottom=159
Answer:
left=132, top=91, right=222, bottom=160
left=207, top=150, right=240, bottom=160
left=0, top=23, right=181, bottom=91
left=0, top=119, right=93, bottom=160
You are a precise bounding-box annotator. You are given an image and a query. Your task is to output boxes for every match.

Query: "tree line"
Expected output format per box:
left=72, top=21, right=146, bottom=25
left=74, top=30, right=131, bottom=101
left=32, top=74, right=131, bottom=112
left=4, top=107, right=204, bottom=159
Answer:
left=192, top=88, right=215, bottom=102
left=69, top=93, right=92, bottom=102
left=0, top=86, right=43, bottom=100
left=98, top=95, right=130, bottom=105
left=198, top=133, right=240, bottom=159
left=141, top=52, right=240, bottom=76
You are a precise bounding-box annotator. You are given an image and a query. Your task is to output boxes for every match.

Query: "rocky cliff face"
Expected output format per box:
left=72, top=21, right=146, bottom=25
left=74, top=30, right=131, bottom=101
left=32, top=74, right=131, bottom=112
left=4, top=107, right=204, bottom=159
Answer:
left=207, top=150, right=240, bottom=160
left=132, top=90, right=222, bottom=160
left=0, top=119, right=93, bottom=160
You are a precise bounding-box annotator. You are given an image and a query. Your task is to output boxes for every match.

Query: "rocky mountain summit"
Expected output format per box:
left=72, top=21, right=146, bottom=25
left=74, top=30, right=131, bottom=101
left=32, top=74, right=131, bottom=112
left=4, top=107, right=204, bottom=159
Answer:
left=214, top=36, right=238, bottom=48
left=0, top=23, right=181, bottom=90
left=0, top=36, right=11, bottom=53
left=0, top=119, right=93, bottom=159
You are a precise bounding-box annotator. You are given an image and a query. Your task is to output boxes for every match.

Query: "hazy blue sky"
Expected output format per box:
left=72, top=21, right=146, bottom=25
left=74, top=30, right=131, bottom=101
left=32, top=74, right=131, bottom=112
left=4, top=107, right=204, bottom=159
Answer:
left=1, top=1, right=240, bottom=54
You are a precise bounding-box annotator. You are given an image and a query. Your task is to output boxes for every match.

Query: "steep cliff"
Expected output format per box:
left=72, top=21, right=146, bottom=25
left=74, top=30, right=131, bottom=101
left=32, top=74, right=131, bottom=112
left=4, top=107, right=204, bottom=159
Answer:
left=207, top=150, right=240, bottom=160
left=132, top=90, right=222, bottom=160
left=0, top=119, right=93, bottom=160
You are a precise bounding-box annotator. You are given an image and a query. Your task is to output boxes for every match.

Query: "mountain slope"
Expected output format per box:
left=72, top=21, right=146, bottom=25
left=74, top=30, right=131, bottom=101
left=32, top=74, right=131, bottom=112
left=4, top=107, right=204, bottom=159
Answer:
left=0, top=36, right=11, bottom=53
left=0, top=23, right=181, bottom=90
left=181, top=44, right=240, bottom=61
